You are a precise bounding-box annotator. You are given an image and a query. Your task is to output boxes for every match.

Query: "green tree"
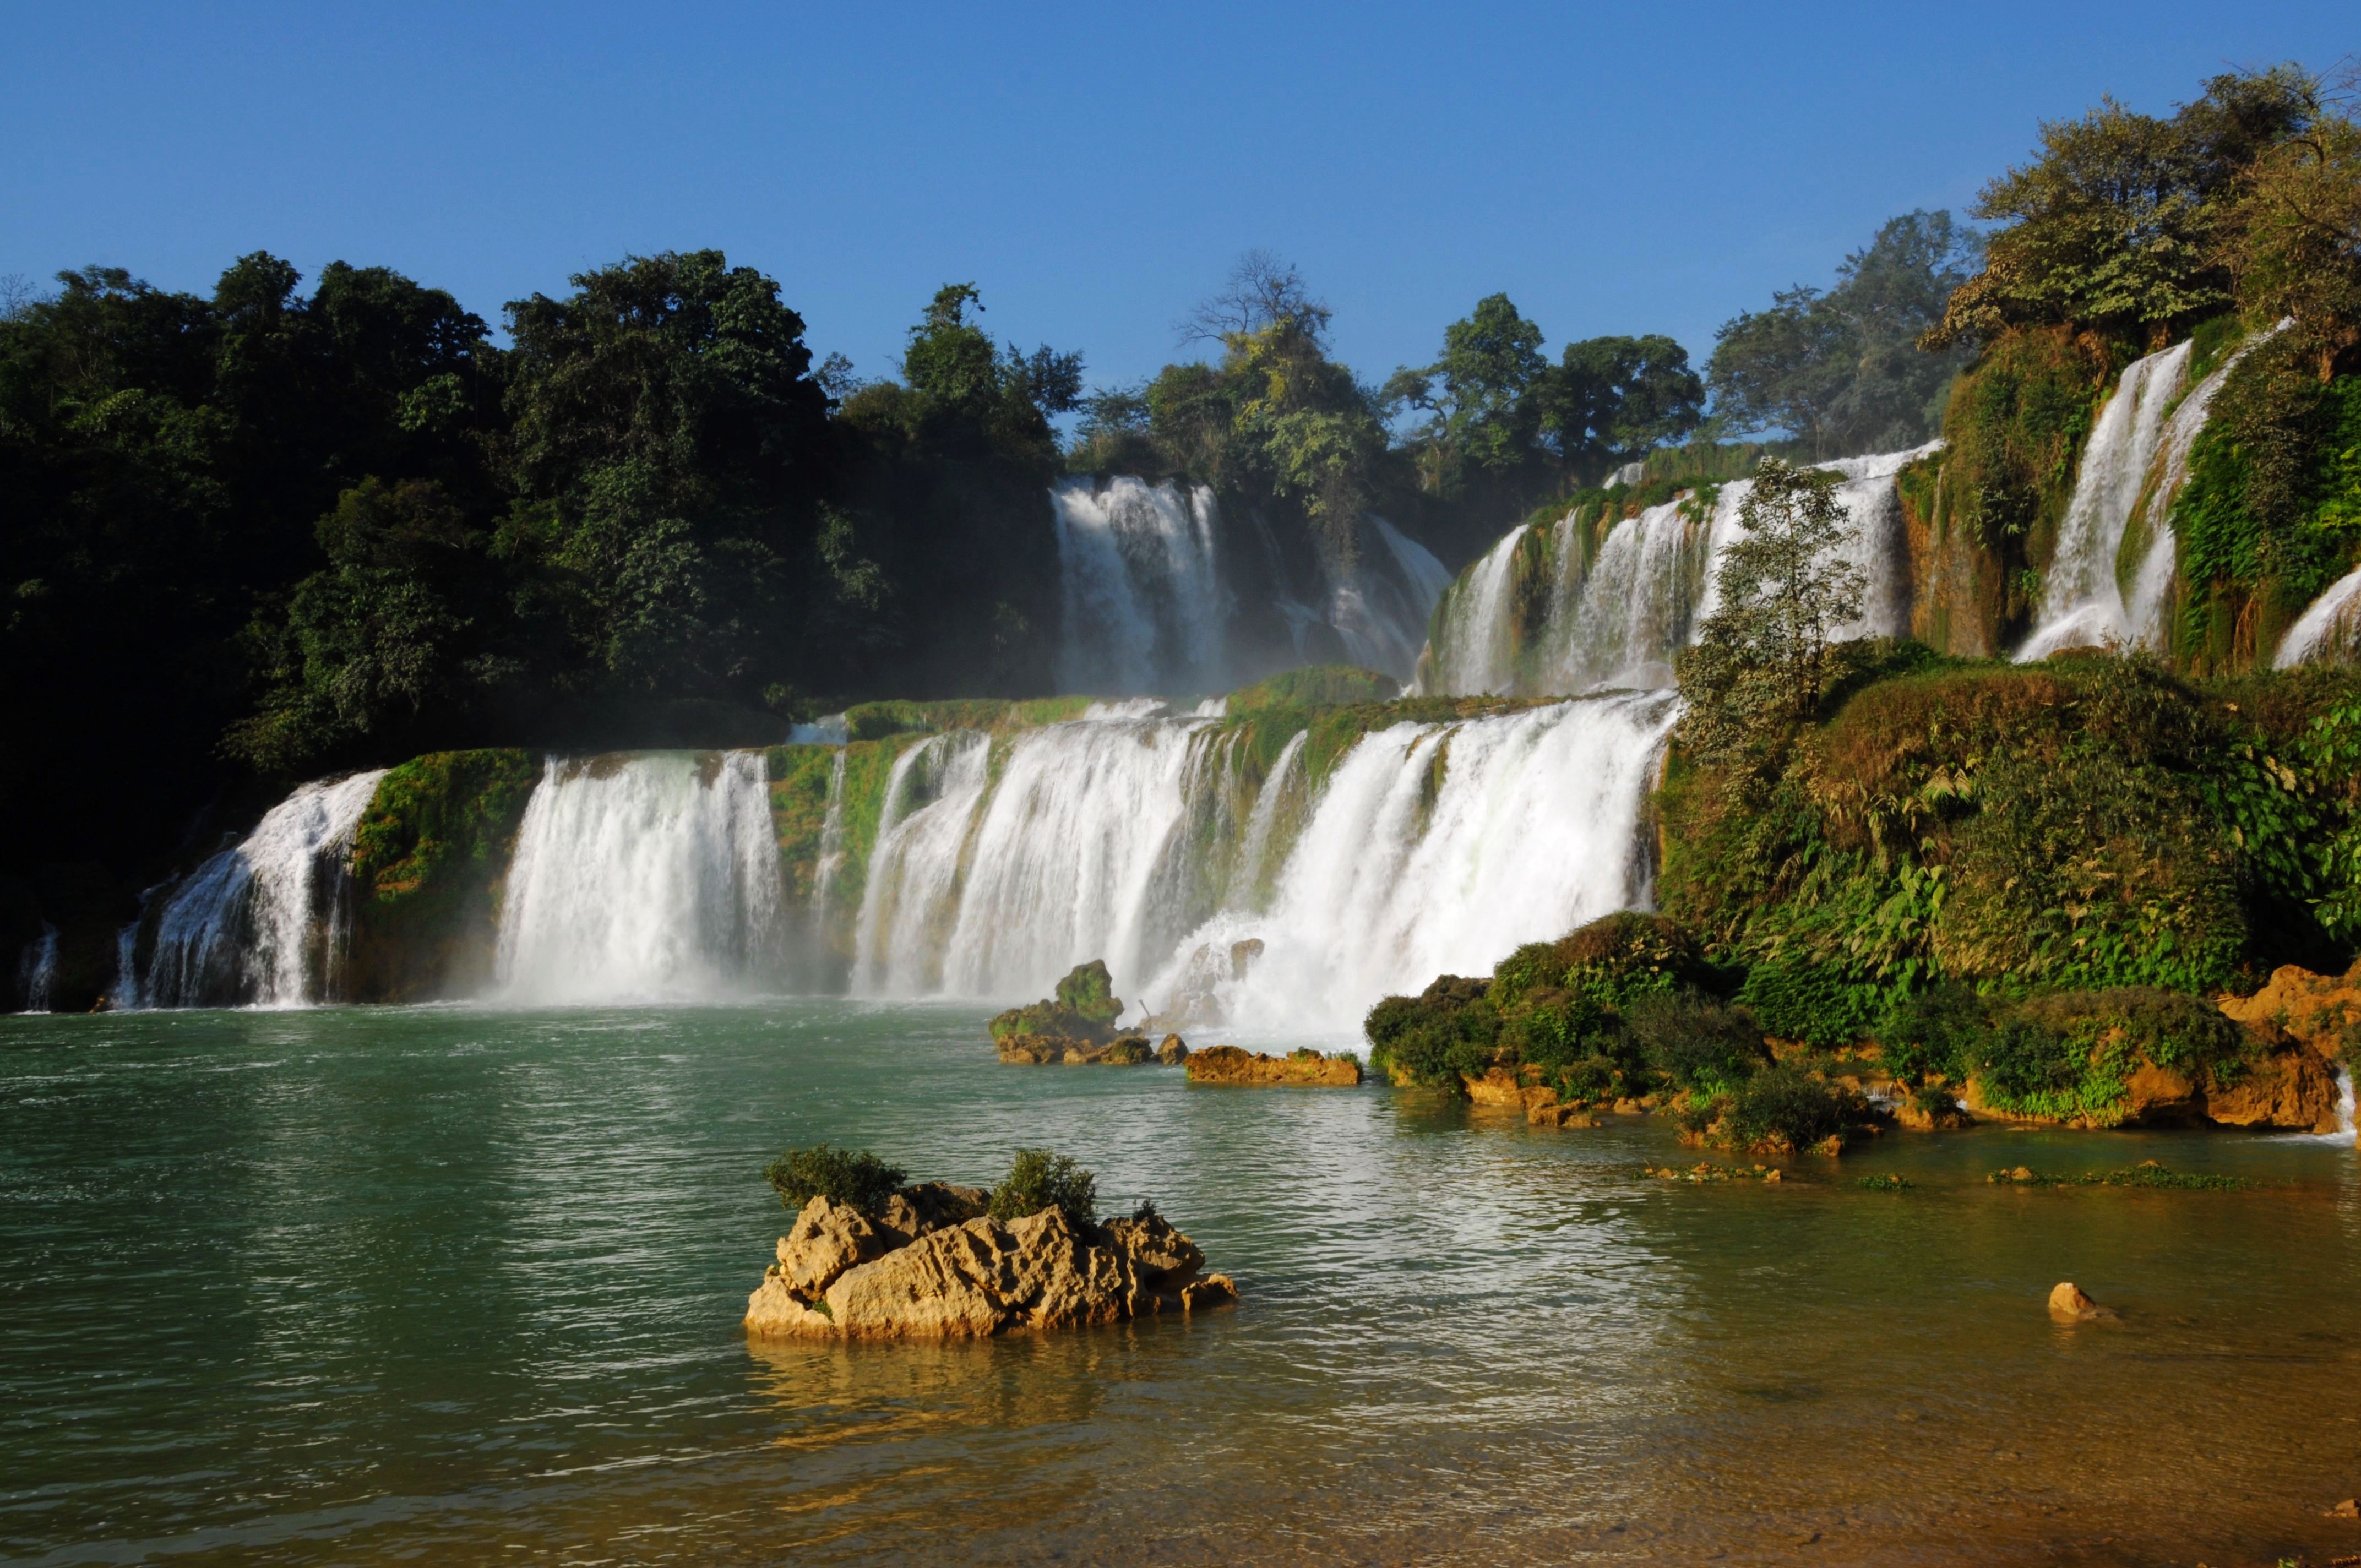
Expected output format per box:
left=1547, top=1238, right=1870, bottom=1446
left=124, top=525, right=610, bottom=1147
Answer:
left=1924, top=68, right=2315, bottom=349
left=1385, top=293, right=1547, bottom=473
left=1710, top=211, right=1979, bottom=456
left=1538, top=333, right=1705, bottom=480
left=1677, top=459, right=1864, bottom=763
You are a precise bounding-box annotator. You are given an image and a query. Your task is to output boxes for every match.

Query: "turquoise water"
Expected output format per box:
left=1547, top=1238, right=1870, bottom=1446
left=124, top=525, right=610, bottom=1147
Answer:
left=3, top=1001, right=2359, bottom=1566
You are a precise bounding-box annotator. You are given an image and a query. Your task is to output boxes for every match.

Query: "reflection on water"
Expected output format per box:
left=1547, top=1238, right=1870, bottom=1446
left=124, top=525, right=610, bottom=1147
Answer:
left=2, top=1000, right=2357, bottom=1566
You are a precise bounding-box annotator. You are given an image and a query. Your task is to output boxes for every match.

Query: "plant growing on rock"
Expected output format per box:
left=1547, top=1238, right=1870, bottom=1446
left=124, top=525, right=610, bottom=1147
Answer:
left=989, top=959, right=1126, bottom=1044
left=988, top=1148, right=1098, bottom=1228
left=765, top=1143, right=907, bottom=1215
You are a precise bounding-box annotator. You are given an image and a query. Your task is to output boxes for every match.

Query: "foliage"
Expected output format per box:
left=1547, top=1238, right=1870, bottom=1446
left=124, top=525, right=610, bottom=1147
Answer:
left=2217, top=99, right=2361, bottom=382
left=341, top=748, right=539, bottom=1000
left=1924, top=68, right=2318, bottom=349
left=1676, top=459, right=1865, bottom=767
left=1538, top=335, right=1706, bottom=482
left=1988, top=1163, right=2250, bottom=1190
left=1709, top=210, right=1981, bottom=456
left=989, top=959, right=1127, bottom=1044
left=987, top=1148, right=1098, bottom=1228
left=765, top=1143, right=907, bottom=1215
left=1623, top=990, right=1769, bottom=1097
left=1724, top=1066, right=1857, bottom=1152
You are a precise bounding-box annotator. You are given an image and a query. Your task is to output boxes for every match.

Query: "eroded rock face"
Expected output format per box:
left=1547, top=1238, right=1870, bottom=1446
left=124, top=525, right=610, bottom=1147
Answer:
left=997, top=1033, right=1156, bottom=1065
left=1184, top=1045, right=1362, bottom=1086
left=2219, top=962, right=2361, bottom=1062
left=745, top=1197, right=1236, bottom=1340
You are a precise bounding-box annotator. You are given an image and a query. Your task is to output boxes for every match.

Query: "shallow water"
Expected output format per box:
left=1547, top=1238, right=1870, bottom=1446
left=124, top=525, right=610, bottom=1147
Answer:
left=3, top=1001, right=2358, bottom=1566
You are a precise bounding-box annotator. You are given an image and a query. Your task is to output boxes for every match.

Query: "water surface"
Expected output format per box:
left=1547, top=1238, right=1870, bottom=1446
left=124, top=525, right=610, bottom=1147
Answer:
left=4, top=1001, right=2358, bottom=1565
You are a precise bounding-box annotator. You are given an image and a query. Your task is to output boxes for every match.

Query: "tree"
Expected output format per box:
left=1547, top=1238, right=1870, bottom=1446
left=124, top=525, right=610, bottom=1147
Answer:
left=2218, top=80, right=2361, bottom=381
left=1710, top=211, right=1979, bottom=457
left=1678, top=459, right=1864, bottom=764
left=1178, top=249, right=1328, bottom=345
left=1924, top=68, right=2316, bottom=349
left=1384, top=293, right=1547, bottom=472
left=1538, top=333, right=1705, bottom=480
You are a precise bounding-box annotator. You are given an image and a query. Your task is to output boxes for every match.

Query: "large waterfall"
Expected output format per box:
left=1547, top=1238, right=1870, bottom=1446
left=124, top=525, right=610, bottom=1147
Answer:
left=1050, top=477, right=1449, bottom=692
left=496, top=752, right=782, bottom=1006
left=847, top=694, right=1678, bottom=1028
left=127, top=770, right=388, bottom=1009
left=1417, top=445, right=1933, bottom=698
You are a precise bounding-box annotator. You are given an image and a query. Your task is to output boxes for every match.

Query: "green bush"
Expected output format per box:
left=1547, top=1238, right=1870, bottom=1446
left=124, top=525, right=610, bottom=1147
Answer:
left=1737, top=959, right=1885, bottom=1047
left=1363, top=975, right=1500, bottom=1087
left=1726, top=1067, right=1854, bottom=1151
left=1878, top=983, right=1991, bottom=1085
left=988, top=959, right=1127, bottom=1043
left=988, top=1148, right=1098, bottom=1228
left=1625, top=990, right=1768, bottom=1097
left=765, top=1143, right=907, bottom=1214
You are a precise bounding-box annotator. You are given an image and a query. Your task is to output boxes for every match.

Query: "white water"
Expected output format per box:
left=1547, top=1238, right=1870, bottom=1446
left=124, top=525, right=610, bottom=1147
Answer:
left=14, top=924, right=57, bottom=1013
left=848, top=693, right=1679, bottom=1030
left=2276, top=566, right=2361, bottom=668
left=1420, top=445, right=1933, bottom=698
left=1334, top=518, right=1454, bottom=680
left=496, top=753, right=781, bottom=1005
left=2016, top=342, right=2194, bottom=660
left=1052, top=477, right=1228, bottom=695
left=134, top=770, right=389, bottom=1009
left=2336, top=1068, right=2357, bottom=1140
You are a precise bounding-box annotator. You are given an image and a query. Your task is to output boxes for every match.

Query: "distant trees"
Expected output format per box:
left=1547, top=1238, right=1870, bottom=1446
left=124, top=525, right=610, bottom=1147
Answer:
left=1707, top=211, right=1981, bottom=458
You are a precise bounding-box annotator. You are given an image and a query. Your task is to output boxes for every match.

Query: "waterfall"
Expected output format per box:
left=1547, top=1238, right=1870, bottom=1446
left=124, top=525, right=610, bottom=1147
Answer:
left=847, top=693, right=1678, bottom=1030
left=1418, top=445, right=1932, bottom=698
left=2335, top=1067, right=2356, bottom=1140
left=1424, top=525, right=1530, bottom=695
left=1052, top=477, right=1227, bottom=695
left=14, top=924, right=57, bottom=1013
left=496, top=752, right=782, bottom=1005
left=134, top=770, right=389, bottom=1009
left=1329, top=517, right=1454, bottom=680
left=2015, top=342, right=2194, bottom=660
left=2277, top=566, right=2361, bottom=668
left=1143, top=692, right=1682, bottom=1030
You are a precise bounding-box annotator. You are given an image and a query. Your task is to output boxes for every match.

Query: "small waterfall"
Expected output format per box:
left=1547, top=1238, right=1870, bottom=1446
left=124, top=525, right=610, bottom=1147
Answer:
left=133, top=770, right=389, bottom=1009
left=2276, top=566, right=2361, bottom=669
left=2015, top=341, right=2194, bottom=660
left=851, top=732, right=995, bottom=993
left=496, top=752, right=781, bottom=1005
left=1052, top=477, right=1227, bottom=695
left=1329, top=517, right=1453, bottom=680
left=14, top=924, right=57, bottom=1013
left=2335, top=1067, right=2356, bottom=1140
left=1419, top=445, right=1932, bottom=698
left=1424, top=525, right=1530, bottom=695
left=847, top=693, right=1679, bottom=1030
left=1145, top=692, right=1683, bottom=1029
left=811, top=750, right=851, bottom=912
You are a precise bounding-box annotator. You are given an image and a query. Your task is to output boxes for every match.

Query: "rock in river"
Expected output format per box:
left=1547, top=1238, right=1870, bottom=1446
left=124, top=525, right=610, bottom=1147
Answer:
left=746, top=1192, right=1236, bottom=1340
left=1184, top=1045, right=1362, bottom=1086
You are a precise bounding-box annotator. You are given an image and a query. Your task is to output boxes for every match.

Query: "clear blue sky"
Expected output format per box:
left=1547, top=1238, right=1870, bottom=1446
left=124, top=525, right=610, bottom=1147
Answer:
left=2, top=1, right=2346, bottom=393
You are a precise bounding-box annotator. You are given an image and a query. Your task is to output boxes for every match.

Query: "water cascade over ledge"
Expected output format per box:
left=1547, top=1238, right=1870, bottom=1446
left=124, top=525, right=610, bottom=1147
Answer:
left=496, top=752, right=782, bottom=1005
left=124, top=770, right=389, bottom=1009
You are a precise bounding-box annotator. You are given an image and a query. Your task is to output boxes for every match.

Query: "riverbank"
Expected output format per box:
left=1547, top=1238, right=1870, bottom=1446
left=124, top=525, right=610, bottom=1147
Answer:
left=4, top=999, right=2359, bottom=1566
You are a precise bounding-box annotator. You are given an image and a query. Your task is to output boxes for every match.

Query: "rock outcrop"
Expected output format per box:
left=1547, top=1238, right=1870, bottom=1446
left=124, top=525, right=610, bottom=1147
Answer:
left=2219, top=961, right=2361, bottom=1063
left=997, top=1032, right=1155, bottom=1065
left=988, top=959, right=1127, bottom=1052
left=2047, top=1281, right=2112, bottom=1321
left=746, top=1193, right=1236, bottom=1340
left=1184, top=1045, right=1362, bottom=1086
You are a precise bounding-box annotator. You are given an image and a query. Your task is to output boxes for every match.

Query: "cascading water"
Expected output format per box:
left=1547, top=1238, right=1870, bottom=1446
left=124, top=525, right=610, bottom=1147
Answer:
left=2015, top=341, right=2194, bottom=660
left=1327, top=517, right=1454, bottom=680
left=2276, top=567, right=2361, bottom=668
left=132, top=770, right=389, bottom=1009
left=1051, top=477, right=1228, bottom=695
left=1418, top=444, right=1932, bottom=698
left=14, top=924, right=57, bottom=1013
left=847, top=693, right=1679, bottom=1030
left=496, top=752, right=782, bottom=1005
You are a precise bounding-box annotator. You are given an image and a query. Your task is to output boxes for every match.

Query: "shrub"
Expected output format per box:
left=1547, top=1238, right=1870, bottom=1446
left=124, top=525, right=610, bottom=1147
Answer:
left=1878, top=983, right=1992, bottom=1085
left=765, top=1143, right=907, bottom=1214
left=988, top=1148, right=1098, bottom=1228
left=1738, top=959, right=1885, bottom=1047
left=1362, top=975, right=1500, bottom=1088
left=1726, top=1066, right=1854, bottom=1152
left=1626, top=990, right=1769, bottom=1097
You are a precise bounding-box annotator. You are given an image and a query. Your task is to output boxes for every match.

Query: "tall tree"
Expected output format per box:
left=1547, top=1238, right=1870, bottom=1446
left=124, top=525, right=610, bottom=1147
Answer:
left=1538, top=333, right=1705, bottom=481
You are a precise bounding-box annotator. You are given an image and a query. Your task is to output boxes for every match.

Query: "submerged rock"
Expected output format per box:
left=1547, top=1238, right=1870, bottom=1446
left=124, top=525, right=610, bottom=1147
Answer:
left=1184, top=1045, right=1362, bottom=1086
left=745, top=1193, right=1236, bottom=1340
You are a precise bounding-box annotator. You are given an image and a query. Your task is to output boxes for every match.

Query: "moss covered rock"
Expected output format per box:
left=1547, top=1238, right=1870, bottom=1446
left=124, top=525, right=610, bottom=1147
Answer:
left=343, top=750, right=538, bottom=1001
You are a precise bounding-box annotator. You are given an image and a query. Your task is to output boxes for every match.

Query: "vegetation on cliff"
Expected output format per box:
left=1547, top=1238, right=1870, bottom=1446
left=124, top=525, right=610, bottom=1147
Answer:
left=343, top=749, right=538, bottom=1001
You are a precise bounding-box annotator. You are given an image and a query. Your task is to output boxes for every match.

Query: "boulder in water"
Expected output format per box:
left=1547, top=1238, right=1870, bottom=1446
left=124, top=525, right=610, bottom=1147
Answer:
left=745, top=1194, right=1236, bottom=1340
left=2218, top=960, right=2361, bottom=1062
left=1157, top=1033, right=1189, bottom=1065
left=1185, top=1045, right=1362, bottom=1086
left=2047, top=1282, right=2114, bottom=1321
left=989, top=959, right=1128, bottom=1050
left=996, top=1032, right=1156, bottom=1065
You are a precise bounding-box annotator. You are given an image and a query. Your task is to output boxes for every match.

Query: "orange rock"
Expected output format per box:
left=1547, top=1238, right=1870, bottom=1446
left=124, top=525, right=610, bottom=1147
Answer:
left=1185, top=1044, right=1362, bottom=1086
left=2219, top=961, right=2361, bottom=1062
left=2048, top=1281, right=2101, bottom=1319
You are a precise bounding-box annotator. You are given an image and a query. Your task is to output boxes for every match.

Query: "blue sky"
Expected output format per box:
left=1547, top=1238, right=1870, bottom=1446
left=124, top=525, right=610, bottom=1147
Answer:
left=3, top=1, right=2346, bottom=394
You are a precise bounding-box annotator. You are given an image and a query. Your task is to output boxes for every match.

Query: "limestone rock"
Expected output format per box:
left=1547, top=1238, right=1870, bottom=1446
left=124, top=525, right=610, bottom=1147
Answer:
left=988, top=960, right=1125, bottom=1048
left=745, top=1202, right=1237, bottom=1341
left=2219, top=960, right=2361, bottom=1061
left=2327, top=1497, right=2360, bottom=1518
left=2047, top=1281, right=2112, bottom=1321
left=997, top=1032, right=1155, bottom=1066
left=874, top=1182, right=988, bottom=1246
left=2201, top=1038, right=2344, bottom=1133
left=776, top=1195, right=888, bottom=1295
left=1157, top=1033, right=1189, bottom=1065
left=1185, top=1044, right=1362, bottom=1086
